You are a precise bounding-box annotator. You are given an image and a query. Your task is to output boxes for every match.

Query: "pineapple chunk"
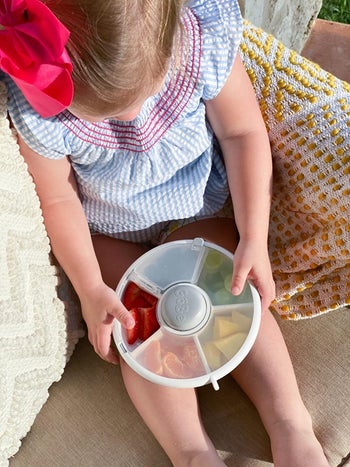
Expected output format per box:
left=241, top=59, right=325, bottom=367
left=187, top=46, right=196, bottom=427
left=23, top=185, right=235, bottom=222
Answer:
left=213, top=332, right=247, bottom=360
left=213, top=316, right=239, bottom=338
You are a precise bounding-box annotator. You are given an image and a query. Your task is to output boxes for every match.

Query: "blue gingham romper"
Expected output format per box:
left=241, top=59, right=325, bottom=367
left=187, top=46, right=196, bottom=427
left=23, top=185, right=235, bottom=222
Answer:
left=4, top=0, right=243, bottom=243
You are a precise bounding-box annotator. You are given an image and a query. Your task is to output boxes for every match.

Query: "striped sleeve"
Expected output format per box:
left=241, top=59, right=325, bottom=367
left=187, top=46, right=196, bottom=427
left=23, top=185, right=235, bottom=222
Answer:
left=3, top=74, right=70, bottom=159
left=190, top=0, right=243, bottom=100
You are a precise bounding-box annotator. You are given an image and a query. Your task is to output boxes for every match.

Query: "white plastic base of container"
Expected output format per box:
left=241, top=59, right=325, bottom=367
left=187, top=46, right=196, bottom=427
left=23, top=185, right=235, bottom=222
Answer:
left=113, top=238, right=261, bottom=390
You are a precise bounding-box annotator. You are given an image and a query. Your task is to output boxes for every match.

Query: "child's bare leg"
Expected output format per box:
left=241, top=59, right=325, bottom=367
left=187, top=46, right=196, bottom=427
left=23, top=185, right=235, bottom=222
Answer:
left=92, top=233, right=224, bottom=466
left=232, top=310, right=329, bottom=466
left=92, top=234, right=149, bottom=289
left=167, top=218, right=329, bottom=467
left=121, top=362, right=225, bottom=467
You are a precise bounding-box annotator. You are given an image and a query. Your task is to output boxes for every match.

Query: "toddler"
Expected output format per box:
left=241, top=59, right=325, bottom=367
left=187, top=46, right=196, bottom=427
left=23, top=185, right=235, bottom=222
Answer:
left=0, top=0, right=329, bottom=465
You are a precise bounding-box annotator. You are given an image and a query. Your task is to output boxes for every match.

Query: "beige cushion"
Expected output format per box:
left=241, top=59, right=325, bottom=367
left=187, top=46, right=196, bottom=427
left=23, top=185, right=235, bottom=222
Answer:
left=9, top=308, right=349, bottom=466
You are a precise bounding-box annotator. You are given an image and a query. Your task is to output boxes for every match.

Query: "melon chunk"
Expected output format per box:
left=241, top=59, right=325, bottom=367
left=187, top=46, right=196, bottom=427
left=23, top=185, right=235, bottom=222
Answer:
left=231, top=310, right=251, bottom=333
left=213, top=316, right=240, bottom=338
left=203, top=341, right=222, bottom=369
left=213, top=332, right=247, bottom=360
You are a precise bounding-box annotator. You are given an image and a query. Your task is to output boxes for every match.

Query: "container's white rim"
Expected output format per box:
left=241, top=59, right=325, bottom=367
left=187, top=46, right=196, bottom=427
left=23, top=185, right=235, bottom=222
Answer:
left=113, top=238, right=261, bottom=390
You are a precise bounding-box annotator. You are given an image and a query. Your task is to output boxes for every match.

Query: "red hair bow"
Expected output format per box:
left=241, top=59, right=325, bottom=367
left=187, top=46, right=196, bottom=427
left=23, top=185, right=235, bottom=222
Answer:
left=0, top=0, right=73, bottom=117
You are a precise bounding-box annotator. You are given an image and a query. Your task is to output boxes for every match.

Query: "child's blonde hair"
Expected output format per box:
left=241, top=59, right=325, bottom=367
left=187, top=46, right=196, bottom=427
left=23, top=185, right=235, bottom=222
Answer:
left=45, top=0, right=186, bottom=117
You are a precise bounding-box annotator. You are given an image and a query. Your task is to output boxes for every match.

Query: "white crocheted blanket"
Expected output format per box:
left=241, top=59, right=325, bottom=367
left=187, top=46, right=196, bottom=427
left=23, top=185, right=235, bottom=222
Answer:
left=0, top=82, right=83, bottom=466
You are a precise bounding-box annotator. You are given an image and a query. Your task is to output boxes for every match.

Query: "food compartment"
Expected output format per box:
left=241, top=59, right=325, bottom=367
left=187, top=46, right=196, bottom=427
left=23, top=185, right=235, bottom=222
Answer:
left=134, top=331, right=208, bottom=379
left=196, top=248, right=233, bottom=305
left=120, top=281, right=160, bottom=347
left=133, top=241, right=204, bottom=290
left=199, top=303, right=254, bottom=370
left=114, top=239, right=261, bottom=389
left=197, top=248, right=253, bottom=305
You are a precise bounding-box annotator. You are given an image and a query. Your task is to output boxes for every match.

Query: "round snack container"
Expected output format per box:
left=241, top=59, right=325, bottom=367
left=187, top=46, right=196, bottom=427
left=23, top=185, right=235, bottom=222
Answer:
left=113, top=238, right=261, bottom=390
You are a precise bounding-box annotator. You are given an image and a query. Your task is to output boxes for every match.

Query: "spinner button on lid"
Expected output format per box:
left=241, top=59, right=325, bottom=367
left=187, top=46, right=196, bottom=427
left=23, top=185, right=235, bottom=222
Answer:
left=159, top=283, right=210, bottom=332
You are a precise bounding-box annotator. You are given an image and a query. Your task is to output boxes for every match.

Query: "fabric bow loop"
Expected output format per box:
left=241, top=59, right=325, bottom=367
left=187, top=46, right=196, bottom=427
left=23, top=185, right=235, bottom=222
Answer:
left=0, top=0, right=74, bottom=117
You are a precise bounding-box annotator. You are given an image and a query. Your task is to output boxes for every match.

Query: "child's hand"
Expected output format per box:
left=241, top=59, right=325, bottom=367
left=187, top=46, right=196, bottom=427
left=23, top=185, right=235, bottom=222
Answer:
left=230, top=239, right=276, bottom=312
left=79, top=283, right=135, bottom=364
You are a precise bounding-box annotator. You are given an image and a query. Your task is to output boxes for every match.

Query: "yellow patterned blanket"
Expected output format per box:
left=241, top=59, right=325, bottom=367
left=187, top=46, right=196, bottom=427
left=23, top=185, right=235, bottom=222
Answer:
left=240, top=22, right=350, bottom=319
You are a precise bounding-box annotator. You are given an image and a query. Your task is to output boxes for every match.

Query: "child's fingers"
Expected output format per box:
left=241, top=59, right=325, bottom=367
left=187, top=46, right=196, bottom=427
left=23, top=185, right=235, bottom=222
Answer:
left=95, top=325, right=120, bottom=364
left=261, top=280, right=276, bottom=311
left=88, top=302, right=135, bottom=363
left=231, top=259, right=276, bottom=311
left=231, top=263, right=250, bottom=296
left=249, top=277, right=275, bottom=312
left=109, top=299, right=135, bottom=330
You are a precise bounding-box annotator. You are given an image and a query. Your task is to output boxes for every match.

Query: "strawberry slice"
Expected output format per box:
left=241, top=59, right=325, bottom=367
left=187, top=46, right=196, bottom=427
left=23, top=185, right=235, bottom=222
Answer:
left=126, top=305, right=160, bottom=344
left=126, top=309, right=141, bottom=345
left=122, top=282, right=157, bottom=309
left=139, top=305, right=160, bottom=341
left=122, top=282, right=146, bottom=309
left=141, top=290, right=158, bottom=306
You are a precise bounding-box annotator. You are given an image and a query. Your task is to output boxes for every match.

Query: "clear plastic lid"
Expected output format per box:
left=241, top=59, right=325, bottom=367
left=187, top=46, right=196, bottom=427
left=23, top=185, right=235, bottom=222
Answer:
left=113, top=238, right=261, bottom=390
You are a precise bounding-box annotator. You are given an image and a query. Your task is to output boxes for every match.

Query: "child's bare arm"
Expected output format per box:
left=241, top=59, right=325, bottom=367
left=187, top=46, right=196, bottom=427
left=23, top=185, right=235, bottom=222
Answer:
left=18, top=137, right=134, bottom=362
left=205, top=54, right=275, bottom=310
left=18, top=138, right=101, bottom=295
